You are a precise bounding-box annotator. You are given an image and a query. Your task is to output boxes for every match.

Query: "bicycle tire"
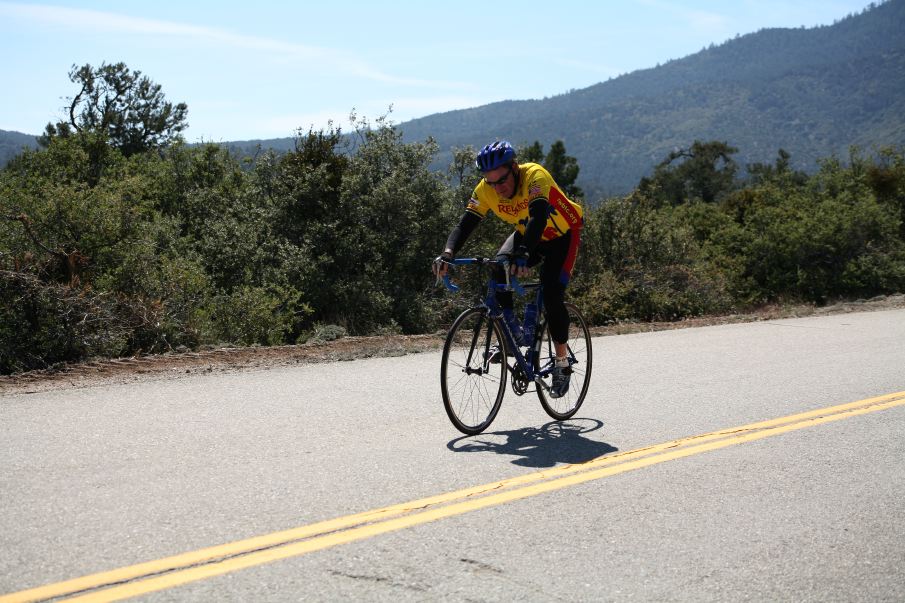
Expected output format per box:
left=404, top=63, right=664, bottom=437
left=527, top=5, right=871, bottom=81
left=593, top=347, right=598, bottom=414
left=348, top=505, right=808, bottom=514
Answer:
left=441, top=307, right=507, bottom=435
left=536, top=302, right=592, bottom=420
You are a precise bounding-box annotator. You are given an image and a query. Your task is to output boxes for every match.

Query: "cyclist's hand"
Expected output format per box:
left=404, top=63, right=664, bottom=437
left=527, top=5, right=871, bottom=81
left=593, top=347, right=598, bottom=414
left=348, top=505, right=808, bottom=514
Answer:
left=510, top=246, right=530, bottom=278
left=433, top=252, right=453, bottom=278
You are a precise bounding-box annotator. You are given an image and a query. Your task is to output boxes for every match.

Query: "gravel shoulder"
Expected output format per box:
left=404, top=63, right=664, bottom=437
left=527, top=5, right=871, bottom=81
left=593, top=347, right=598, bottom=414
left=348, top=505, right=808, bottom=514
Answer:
left=2, top=295, right=903, bottom=395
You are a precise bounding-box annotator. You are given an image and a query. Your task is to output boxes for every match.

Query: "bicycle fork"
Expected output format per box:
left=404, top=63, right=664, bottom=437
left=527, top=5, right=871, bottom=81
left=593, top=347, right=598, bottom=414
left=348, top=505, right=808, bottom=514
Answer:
left=462, top=312, right=496, bottom=376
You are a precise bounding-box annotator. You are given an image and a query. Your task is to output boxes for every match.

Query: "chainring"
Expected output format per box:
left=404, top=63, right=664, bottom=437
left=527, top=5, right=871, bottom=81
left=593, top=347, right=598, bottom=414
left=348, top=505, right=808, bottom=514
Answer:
left=511, top=367, right=530, bottom=395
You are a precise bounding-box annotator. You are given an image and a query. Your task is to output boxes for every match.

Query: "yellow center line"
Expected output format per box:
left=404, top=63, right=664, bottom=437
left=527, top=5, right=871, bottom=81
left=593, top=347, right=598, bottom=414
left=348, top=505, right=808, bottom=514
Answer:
left=3, top=391, right=904, bottom=603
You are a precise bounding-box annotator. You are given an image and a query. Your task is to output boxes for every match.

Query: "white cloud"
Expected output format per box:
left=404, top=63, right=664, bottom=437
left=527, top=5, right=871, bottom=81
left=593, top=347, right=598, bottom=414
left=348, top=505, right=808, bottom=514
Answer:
left=633, top=0, right=731, bottom=34
left=683, top=9, right=732, bottom=32
left=0, top=2, right=465, bottom=89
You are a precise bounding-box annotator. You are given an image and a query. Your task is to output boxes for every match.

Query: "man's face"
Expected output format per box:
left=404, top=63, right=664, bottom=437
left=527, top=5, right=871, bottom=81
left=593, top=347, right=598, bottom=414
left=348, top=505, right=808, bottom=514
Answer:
left=483, top=162, right=517, bottom=199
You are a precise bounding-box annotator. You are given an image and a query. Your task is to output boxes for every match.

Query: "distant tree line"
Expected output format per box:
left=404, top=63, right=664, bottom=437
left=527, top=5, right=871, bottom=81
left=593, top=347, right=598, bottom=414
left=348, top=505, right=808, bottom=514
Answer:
left=2, top=63, right=904, bottom=374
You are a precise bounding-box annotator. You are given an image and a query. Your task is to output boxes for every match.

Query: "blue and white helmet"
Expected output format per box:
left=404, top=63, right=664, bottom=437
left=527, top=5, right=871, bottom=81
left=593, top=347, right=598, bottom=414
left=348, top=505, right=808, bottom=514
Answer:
left=475, top=140, right=515, bottom=172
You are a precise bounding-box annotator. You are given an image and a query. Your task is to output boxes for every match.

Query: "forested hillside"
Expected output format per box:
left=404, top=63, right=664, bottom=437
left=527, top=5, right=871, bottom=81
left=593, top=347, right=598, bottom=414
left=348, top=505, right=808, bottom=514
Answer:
left=0, top=130, right=38, bottom=166
left=396, top=0, right=905, bottom=196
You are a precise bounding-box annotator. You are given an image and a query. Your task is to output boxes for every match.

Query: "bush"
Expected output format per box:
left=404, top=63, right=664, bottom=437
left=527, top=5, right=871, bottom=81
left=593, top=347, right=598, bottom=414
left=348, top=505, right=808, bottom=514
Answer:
left=572, top=196, right=733, bottom=322
left=0, top=270, right=170, bottom=373
left=305, top=323, right=347, bottom=344
left=195, top=285, right=310, bottom=347
left=2, top=120, right=903, bottom=374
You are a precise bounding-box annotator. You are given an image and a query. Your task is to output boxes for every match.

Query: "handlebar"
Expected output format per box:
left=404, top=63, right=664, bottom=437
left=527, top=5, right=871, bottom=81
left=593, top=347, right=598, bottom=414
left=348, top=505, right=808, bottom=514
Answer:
left=435, top=256, right=526, bottom=295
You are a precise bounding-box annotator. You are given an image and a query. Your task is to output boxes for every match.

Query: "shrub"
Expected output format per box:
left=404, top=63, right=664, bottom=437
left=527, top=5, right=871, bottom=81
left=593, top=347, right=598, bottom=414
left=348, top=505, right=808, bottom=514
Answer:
left=0, top=270, right=172, bottom=373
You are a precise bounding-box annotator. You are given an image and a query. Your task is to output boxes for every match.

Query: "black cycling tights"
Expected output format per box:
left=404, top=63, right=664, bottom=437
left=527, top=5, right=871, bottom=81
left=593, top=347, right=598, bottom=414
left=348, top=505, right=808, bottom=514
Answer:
left=492, top=231, right=573, bottom=345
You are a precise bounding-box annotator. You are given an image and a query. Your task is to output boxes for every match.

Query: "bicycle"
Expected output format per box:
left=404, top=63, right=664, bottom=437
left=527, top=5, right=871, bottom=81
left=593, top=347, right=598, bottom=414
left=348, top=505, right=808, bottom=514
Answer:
left=436, top=257, right=593, bottom=435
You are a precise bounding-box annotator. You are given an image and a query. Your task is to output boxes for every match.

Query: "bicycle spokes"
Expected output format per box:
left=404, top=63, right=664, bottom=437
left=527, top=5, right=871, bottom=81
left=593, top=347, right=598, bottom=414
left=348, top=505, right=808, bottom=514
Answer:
left=441, top=308, right=507, bottom=435
left=439, top=258, right=593, bottom=433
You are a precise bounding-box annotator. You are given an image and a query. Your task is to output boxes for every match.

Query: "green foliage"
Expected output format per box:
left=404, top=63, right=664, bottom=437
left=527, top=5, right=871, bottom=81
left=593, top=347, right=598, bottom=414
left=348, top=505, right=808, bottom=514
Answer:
left=746, top=149, right=809, bottom=187
left=333, top=115, right=460, bottom=334
left=0, top=270, right=105, bottom=372
left=2, top=64, right=904, bottom=373
left=571, top=195, right=733, bottom=323
left=518, top=141, right=545, bottom=164
left=446, top=145, right=480, bottom=200
left=571, top=144, right=905, bottom=322
left=40, top=62, right=188, bottom=158
left=640, top=140, right=739, bottom=205
left=306, top=323, right=348, bottom=344
left=543, top=141, right=584, bottom=199
left=0, top=269, right=181, bottom=372
left=196, top=285, right=307, bottom=347
left=1, top=135, right=157, bottom=287
left=707, top=152, right=905, bottom=302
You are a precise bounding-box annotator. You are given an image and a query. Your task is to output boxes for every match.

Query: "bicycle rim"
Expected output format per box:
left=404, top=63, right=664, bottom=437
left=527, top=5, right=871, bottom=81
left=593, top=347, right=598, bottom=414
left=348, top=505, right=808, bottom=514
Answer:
left=536, top=302, right=593, bottom=420
left=441, top=307, right=507, bottom=435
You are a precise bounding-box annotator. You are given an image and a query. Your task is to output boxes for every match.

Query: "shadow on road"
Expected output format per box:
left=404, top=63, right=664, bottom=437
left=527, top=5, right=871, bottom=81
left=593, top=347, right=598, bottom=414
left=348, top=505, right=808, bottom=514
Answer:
left=447, top=418, right=617, bottom=468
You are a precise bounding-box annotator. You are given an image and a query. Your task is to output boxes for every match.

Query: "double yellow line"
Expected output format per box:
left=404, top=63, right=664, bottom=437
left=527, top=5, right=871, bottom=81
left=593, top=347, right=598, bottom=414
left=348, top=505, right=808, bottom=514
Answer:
left=5, top=391, right=905, bottom=603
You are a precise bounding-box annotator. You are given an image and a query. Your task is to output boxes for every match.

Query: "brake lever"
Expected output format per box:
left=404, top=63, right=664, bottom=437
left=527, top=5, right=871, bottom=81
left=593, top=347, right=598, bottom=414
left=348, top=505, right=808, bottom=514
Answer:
left=434, top=256, right=460, bottom=292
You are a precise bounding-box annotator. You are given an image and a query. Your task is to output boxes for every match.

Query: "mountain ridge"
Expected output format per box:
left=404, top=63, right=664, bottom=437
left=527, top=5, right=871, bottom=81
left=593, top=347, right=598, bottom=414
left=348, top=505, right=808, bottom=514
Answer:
left=3, top=1, right=903, bottom=196
left=394, top=0, right=905, bottom=196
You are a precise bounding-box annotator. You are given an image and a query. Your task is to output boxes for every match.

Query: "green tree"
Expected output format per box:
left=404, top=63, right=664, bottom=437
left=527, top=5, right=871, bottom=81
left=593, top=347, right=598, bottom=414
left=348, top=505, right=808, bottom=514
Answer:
left=543, top=140, right=584, bottom=199
left=571, top=192, right=732, bottom=324
left=862, top=147, right=905, bottom=239
left=518, top=141, right=545, bottom=164
left=447, top=145, right=479, bottom=196
left=0, top=135, right=211, bottom=369
left=334, top=115, right=459, bottom=334
left=1, top=137, right=147, bottom=286
left=40, top=62, right=188, bottom=158
left=641, top=140, right=739, bottom=205
left=746, top=149, right=808, bottom=187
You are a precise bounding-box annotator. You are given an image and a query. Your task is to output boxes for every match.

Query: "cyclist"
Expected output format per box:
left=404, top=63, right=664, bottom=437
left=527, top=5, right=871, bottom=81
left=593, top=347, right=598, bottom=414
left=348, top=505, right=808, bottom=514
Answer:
left=434, top=140, right=583, bottom=398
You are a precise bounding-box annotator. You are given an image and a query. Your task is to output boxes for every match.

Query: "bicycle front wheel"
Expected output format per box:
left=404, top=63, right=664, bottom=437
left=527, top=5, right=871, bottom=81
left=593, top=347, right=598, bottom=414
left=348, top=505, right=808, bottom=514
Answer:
left=536, top=302, right=593, bottom=420
left=441, top=307, right=507, bottom=435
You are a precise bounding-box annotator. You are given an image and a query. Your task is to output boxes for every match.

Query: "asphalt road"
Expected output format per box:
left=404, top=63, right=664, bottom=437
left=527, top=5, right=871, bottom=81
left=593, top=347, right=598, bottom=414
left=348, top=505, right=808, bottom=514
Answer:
left=2, top=309, right=904, bottom=602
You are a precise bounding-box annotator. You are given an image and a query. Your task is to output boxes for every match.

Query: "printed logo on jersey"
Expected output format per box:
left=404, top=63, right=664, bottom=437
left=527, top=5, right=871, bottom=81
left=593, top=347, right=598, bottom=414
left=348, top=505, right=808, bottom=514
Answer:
left=528, top=181, right=542, bottom=197
left=497, top=198, right=529, bottom=217
left=467, top=197, right=481, bottom=211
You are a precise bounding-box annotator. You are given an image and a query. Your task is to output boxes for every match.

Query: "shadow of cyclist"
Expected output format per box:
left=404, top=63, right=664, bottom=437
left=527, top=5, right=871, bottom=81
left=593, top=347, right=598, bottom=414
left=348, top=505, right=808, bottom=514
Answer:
left=446, top=418, right=617, bottom=468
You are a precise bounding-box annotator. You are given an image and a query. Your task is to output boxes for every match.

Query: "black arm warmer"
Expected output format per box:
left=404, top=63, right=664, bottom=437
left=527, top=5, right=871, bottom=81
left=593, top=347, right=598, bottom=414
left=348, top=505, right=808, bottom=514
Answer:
left=522, top=198, right=550, bottom=252
left=445, top=212, right=482, bottom=254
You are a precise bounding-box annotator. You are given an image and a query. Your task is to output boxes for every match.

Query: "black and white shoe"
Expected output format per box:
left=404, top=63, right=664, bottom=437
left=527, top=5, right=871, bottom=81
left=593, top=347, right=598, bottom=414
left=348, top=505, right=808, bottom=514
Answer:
left=484, top=344, right=503, bottom=364
left=550, top=364, right=572, bottom=398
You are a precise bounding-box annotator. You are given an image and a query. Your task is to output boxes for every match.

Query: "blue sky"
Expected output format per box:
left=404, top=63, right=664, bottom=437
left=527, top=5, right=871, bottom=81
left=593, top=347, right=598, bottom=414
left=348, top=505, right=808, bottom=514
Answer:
left=1, top=0, right=875, bottom=141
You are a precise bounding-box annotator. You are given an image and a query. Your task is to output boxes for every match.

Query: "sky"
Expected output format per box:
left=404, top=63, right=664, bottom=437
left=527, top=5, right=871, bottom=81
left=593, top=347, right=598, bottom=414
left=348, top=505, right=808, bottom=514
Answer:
left=0, top=0, right=877, bottom=142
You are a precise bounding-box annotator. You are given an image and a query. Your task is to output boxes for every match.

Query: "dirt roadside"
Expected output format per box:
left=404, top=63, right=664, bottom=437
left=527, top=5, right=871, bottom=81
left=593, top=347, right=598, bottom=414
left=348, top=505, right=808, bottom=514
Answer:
left=2, top=295, right=903, bottom=395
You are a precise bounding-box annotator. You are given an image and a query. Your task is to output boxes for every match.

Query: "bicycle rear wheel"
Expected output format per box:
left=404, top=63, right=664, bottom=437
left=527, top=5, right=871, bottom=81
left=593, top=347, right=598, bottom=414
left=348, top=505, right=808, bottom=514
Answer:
left=441, top=307, right=507, bottom=435
left=536, top=302, right=592, bottom=420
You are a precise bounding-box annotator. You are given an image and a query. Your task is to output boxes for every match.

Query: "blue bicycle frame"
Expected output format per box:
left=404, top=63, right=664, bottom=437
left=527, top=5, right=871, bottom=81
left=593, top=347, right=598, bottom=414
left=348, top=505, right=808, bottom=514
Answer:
left=442, top=257, right=554, bottom=385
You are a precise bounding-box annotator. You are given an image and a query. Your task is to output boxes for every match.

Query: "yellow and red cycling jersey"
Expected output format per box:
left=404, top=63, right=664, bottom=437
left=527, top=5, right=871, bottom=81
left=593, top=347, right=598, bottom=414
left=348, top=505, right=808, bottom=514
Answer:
left=467, top=162, right=583, bottom=241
